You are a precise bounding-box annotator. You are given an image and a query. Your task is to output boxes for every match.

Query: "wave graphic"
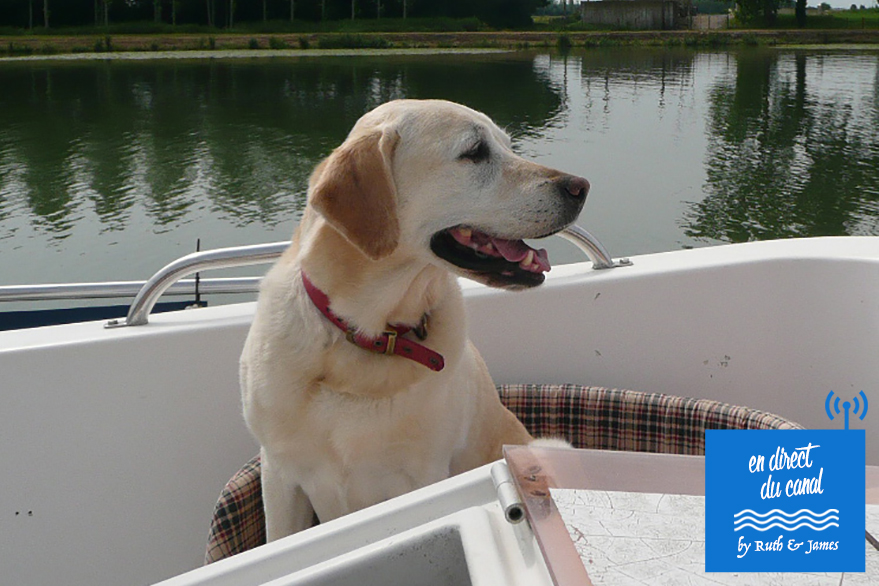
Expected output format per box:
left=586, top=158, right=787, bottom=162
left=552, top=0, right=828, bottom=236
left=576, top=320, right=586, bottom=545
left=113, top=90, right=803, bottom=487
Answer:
left=735, top=515, right=839, bottom=526
left=734, top=508, right=839, bottom=519
left=735, top=521, right=839, bottom=532
left=733, top=508, right=839, bottom=532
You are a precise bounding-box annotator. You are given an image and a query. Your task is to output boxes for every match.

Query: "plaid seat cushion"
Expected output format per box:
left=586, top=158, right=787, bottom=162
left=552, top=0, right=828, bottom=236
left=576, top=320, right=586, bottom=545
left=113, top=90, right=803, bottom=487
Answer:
left=204, top=384, right=802, bottom=564
left=499, top=384, right=802, bottom=455
left=204, top=455, right=265, bottom=565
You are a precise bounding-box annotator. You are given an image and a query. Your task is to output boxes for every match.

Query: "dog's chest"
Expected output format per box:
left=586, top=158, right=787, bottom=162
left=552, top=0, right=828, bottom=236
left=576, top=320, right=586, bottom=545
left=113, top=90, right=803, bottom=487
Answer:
left=288, top=384, right=467, bottom=518
left=310, top=383, right=461, bottom=458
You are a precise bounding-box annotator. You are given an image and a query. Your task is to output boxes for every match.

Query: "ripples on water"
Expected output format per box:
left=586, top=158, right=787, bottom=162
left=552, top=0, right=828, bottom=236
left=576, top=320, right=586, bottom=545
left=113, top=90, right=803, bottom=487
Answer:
left=0, top=49, right=877, bottom=289
left=688, top=51, right=879, bottom=244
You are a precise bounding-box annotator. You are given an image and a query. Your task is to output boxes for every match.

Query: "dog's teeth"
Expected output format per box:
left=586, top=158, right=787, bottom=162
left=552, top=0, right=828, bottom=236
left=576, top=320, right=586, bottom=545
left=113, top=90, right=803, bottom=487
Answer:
left=458, top=227, right=472, bottom=241
left=483, top=243, right=495, bottom=254
left=521, top=250, right=534, bottom=267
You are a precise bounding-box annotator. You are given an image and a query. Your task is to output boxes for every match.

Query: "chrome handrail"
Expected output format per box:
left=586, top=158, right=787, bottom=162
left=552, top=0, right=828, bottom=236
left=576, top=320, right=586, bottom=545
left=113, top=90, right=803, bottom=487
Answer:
left=0, top=226, right=629, bottom=327
left=106, top=224, right=629, bottom=328
left=557, top=224, right=632, bottom=270
left=0, top=278, right=261, bottom=303
left=0, top=229, right=626, bottom=305
left=112, top=241, right=290, bottom=327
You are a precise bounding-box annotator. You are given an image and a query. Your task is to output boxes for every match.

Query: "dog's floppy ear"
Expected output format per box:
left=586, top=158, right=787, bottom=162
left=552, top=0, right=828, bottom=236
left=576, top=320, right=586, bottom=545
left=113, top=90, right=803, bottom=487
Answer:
left=310, top=127, right=400, bottom=260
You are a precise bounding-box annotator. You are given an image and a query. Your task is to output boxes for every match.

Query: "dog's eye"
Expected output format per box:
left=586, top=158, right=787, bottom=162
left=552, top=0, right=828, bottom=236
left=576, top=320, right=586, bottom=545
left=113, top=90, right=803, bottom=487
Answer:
left=459, top=141, right=490, bottom=163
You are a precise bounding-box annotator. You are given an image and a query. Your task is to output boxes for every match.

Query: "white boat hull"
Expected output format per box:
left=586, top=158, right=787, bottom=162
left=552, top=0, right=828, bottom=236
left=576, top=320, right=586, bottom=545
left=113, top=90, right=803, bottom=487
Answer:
left=1, top=236, right=877, bottom=585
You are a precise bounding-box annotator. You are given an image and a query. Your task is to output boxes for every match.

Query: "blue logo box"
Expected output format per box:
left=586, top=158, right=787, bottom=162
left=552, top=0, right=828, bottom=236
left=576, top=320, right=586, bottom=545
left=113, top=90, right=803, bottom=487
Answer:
left=706, top=429, right=865, bottom=572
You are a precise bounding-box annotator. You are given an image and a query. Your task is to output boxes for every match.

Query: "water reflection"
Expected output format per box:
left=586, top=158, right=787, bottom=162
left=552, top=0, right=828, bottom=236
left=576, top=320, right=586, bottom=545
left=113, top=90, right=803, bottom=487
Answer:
left=0, top=55, right=564, bottom=244
left=530, top=49, right=698, bottom=137
left=1, top=50, right=878, bottom=288
left=684, top=50, right=879, bottom=243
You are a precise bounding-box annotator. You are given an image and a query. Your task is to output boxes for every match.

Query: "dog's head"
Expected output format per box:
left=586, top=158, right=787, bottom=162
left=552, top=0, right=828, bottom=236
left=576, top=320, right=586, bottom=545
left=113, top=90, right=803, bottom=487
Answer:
left=308, top=99, right=588, bottom=290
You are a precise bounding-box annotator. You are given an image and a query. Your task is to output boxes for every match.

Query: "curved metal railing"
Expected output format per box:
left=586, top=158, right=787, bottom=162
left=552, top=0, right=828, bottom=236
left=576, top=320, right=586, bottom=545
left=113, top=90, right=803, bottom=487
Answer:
left=111, top=242, right=290, bottom=327
left=557, top=224, right=631, bottom=271
left=0, top=278, right=261, bottom=303
left=106, top=224, right=630, bottom=327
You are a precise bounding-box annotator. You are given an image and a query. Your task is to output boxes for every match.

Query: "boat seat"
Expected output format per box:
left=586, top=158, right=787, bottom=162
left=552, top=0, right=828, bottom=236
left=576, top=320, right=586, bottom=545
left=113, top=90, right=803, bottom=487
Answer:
left=204, top=384, right=802, bottom=564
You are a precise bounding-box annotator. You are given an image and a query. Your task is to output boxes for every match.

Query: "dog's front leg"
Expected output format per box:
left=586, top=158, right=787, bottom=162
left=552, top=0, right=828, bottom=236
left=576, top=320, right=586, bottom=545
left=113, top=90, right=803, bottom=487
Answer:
left=261, top=448, right=315, bottom=542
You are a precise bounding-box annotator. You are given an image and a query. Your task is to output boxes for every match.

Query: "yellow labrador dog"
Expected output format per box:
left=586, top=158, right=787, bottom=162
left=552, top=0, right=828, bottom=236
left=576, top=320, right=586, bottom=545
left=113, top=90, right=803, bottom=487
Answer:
left=241, top=99, right=588, bottom=541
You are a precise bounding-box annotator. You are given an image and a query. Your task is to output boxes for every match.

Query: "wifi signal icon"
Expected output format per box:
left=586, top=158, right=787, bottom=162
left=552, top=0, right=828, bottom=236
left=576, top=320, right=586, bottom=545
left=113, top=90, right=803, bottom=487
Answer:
left=825, top=390, right=869, bottom=430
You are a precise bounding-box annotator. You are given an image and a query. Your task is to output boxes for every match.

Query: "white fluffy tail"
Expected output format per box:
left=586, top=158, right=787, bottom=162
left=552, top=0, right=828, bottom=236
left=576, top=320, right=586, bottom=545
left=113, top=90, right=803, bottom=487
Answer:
left=528, top=437, right=572, bottom=449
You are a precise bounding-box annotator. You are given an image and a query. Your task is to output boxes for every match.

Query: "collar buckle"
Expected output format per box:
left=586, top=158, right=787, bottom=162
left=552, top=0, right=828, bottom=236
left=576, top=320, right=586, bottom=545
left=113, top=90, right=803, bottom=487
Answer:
left=303, top=271, right=444, bottom=371
left=346, top=327, right=398, bottom=356
left=383, top=330, right=397, bottom=355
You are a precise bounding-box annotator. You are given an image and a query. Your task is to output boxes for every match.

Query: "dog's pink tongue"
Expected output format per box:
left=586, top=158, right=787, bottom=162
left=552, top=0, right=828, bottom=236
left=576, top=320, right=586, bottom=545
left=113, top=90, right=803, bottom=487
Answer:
left=491, top=238, right=528, bottom=262
left=533, top=248, right=551, bottom=272
left=492, top=238, right=551, bottom=272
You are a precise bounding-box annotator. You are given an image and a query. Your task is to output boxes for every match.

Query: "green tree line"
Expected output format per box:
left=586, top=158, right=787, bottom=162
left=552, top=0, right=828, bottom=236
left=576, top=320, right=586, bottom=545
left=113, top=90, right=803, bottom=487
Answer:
left=0, top=54, right=563, bottom=237
left=0, top=0, right=548, bottom=29
left=735, top=0, right=808, bottom=26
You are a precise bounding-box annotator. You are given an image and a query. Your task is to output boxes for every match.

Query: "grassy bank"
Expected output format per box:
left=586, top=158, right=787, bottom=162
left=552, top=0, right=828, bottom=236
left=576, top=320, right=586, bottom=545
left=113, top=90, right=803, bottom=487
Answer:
left=773, top=9, right=879, bottom=30
left=3, top=29, right=879, bottom=58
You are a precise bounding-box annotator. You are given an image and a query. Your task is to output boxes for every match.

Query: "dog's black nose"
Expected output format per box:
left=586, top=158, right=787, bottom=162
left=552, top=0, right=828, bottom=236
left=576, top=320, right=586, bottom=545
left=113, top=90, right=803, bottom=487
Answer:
left=562, top=176, right=590, bottom=201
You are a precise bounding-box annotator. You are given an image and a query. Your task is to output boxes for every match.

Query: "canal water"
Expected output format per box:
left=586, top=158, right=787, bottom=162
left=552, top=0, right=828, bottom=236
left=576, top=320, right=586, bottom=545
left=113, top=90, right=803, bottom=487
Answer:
left=1, top=48, right=877, bottom=293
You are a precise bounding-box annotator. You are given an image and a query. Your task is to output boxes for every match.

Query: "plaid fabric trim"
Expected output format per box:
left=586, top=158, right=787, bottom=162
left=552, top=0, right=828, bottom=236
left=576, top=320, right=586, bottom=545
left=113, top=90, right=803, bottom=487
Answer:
left=499, top=384, right=803, bottom=455
left=204, top=455, right=265, bottom=565
left=204, top=384, right=802, bottom=564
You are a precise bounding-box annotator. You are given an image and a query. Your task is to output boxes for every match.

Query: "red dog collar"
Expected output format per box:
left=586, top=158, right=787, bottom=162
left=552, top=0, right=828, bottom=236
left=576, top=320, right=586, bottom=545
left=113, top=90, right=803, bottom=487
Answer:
left=301, top=272, right=445, bottom=372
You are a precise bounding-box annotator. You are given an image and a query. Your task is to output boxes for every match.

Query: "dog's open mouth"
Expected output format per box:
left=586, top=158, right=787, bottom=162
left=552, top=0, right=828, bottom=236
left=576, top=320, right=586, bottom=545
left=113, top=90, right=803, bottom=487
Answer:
left=430, top=226, right=554, bottom=288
